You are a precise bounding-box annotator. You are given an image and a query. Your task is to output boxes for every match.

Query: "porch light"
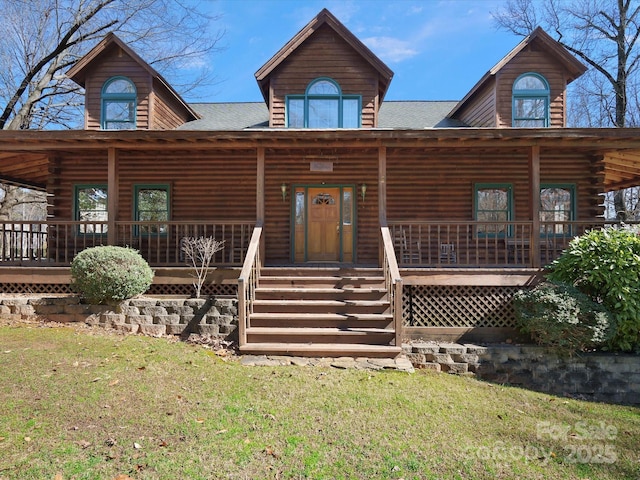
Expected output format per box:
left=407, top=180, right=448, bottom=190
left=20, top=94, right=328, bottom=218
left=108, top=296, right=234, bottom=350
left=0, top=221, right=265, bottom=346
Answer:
left=361, top=183, right=367, bottom=202
left=281, top=182, right=287, bottom=202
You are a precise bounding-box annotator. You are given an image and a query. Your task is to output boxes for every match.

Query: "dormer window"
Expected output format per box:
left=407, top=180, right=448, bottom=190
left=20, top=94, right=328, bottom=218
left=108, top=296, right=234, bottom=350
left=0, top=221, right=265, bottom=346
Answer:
left=512, top=73, right=550, bottom=127
left=286, top=78, right=361, bottom=128
left=101, top=76, right=137, bottom=130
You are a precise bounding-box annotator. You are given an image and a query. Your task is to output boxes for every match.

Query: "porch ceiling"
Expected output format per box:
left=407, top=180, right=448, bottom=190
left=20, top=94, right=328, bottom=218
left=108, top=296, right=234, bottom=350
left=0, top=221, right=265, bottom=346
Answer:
left=602, top=150, right=640, bottom=191
left=0, top=152, right=48, bottom=190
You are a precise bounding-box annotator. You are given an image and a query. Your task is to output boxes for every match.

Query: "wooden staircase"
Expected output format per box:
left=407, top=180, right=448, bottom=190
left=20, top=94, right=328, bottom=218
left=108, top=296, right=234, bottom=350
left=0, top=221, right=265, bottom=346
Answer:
left=239, top=267, right=402, bottom=358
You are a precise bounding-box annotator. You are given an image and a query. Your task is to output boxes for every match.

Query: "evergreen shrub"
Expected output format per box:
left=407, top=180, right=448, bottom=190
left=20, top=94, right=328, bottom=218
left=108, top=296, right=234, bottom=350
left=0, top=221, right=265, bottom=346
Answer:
left=71, top=246, right=153, bottom=304
left=513, top=281, right=611, bottom=354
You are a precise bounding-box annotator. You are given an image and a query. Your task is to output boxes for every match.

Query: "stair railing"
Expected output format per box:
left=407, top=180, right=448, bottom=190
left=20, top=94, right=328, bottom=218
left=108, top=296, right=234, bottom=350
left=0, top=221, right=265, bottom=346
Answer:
left=381, top=226, right=403, bottom=346
left=238, top=223, right=263, bottom=347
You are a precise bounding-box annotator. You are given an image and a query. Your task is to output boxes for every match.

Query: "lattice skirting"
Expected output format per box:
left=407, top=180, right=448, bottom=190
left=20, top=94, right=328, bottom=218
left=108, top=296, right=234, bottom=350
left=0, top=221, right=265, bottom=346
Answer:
left=403, top=285, right=522, bottom=328
left=0, top=283, right=237, bottom=297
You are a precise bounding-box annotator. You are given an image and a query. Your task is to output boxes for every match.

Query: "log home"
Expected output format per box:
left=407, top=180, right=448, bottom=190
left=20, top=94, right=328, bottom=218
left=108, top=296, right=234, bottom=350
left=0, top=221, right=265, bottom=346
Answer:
left=2, top=9, right=640, bottom=356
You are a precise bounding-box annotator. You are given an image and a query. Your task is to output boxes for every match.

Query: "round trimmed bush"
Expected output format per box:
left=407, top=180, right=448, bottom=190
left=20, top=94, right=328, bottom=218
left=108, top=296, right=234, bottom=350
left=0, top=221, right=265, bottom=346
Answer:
left=71, top=246, right=154, bottom=304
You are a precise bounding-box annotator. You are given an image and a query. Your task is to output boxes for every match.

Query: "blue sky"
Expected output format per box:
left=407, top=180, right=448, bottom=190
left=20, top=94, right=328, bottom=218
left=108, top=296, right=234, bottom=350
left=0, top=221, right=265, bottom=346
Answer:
left=197, top=0, right=520, bottom=103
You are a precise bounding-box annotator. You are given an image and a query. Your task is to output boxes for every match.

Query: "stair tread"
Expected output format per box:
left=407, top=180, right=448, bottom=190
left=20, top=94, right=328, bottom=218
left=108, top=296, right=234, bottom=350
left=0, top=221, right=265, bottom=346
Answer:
left=250, top=312, right=393, bottom=319
left=239, top=342, right=402, bottom=356
left=259, top=276, right=343, bottom=281
left=260, top=275, right=385, bottom=281
left=256, top=287, right=387, bottom=293
left=253, top=299, right=389, bottom=306
left=261, top=267, right=382, bottom=273
left=247, top=327, right=394, bottom=334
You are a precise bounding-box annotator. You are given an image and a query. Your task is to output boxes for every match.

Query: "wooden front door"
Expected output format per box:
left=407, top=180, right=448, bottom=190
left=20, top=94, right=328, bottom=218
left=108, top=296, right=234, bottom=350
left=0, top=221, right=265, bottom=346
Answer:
left=307, top=187, right=340, bottom=261
left=293, top=185, right=354, bottom=263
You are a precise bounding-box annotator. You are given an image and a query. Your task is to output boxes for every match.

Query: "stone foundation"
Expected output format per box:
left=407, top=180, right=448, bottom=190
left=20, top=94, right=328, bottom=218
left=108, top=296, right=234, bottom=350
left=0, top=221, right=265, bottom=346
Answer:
left=0, top=295, right=238, bottom=339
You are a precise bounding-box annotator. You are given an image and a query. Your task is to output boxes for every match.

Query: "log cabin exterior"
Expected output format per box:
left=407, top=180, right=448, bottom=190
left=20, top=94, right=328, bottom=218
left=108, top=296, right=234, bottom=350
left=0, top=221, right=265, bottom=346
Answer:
left=2, top=9, right=640, bottom=356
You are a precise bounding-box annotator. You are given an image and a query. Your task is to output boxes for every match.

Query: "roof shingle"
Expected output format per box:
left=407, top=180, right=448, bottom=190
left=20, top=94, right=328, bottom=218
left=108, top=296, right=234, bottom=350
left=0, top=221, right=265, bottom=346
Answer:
left=180, top=101, right=468, bottom=130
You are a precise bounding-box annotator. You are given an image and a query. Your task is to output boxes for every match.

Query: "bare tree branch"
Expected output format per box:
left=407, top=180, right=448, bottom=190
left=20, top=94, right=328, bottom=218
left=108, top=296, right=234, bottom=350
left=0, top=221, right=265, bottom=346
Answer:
left=494, top=0, right=640, bottom=218
left=0, top=0, right=118, bottom=129
left=0, top=0, right=224, bottom=131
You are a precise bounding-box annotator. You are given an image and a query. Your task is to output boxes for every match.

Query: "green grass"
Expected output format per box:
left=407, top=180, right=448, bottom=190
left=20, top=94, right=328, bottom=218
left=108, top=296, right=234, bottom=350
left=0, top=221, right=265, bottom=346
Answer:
left=0, top=322, right=639, bottom=479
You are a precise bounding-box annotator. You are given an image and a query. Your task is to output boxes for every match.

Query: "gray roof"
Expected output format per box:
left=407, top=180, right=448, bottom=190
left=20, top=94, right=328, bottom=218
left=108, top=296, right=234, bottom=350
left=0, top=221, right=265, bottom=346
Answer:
left=179, top=100, right=467, bottom=130
left=378, top=101, right=466, bottom=128
left=182, top=103, right=269, bottom=130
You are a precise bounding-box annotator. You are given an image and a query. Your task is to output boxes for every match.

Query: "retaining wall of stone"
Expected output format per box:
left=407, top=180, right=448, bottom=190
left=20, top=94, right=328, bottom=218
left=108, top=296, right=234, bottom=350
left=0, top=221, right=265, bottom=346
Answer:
left=476, top=345, right=640, bottom=406
left=0, top=295, right=237, bottom=338
left=405, top=341, right=640, bottom=405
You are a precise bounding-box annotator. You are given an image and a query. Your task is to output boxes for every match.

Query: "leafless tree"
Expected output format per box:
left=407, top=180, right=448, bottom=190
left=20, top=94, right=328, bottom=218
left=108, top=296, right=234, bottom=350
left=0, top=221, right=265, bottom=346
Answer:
left=0, top=0, right=223, bottom=131
left=0, top=186, right=47, bottom=220
left=181, top=237, right=224, bottom=299
left=494, top=0, right=640, bottom=219
left=0, top=0, right=223, bottom=219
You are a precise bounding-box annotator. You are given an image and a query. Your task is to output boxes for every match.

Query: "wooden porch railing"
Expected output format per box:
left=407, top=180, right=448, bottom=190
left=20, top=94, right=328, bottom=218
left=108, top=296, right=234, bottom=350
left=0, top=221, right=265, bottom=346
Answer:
left=388, top=220, right=640, bottom=268
left=381, top=226, right=403, bottom=347
left=0, top=220, right=253, bottom=266
left=237, top=224, right=263, bottom=348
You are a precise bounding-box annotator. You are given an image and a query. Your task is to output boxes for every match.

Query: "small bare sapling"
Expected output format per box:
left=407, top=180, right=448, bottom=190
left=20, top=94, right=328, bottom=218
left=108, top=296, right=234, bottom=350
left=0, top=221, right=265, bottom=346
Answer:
left=181, top=236, right=224, bottom=298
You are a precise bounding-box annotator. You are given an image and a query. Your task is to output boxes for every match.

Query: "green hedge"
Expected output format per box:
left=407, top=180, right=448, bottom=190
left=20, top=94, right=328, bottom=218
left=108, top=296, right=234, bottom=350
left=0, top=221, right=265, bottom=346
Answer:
left=513, top=281, right=611, bottom=354
left=547, top=227, right=640, bottom=352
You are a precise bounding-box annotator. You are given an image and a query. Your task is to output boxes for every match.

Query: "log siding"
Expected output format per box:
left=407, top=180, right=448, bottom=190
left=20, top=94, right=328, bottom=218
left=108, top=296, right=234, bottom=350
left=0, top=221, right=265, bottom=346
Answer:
left=43, top=142, right=605, bottom=268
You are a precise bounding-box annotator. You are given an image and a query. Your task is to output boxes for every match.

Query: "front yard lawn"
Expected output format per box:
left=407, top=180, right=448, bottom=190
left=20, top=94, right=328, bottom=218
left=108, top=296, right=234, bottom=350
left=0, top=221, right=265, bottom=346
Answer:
left=0, top=322, right=638, bottom=479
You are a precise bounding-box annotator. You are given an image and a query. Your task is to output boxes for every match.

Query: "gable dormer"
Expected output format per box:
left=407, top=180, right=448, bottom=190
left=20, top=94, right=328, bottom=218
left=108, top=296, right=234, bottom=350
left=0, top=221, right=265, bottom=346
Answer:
left=255, top=9, right=393, bottom=128
left=449, top=27, right=587, bottom=128
left=67, top=33, right=198, bottom=130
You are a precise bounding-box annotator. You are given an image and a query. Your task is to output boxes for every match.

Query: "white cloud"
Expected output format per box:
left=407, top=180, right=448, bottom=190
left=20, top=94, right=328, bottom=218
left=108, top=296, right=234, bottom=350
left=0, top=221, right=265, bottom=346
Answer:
left=363, top=36, right=419, bottom=63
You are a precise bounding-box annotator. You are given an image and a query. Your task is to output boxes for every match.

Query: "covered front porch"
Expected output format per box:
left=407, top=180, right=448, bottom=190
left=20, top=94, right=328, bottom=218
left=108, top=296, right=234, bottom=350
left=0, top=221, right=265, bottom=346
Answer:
left=0, top=218, right=631, bottom=269
left=3, top=128, right=640, bottom=354
left=0, top=217, right=627, bottom=354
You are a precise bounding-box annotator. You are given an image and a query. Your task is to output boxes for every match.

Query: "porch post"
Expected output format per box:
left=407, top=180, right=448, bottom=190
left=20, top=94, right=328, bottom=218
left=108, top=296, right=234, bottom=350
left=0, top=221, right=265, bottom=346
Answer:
left=378, top=146, right=387, bottom=225
left=529, top=145, right=541, bottom=268
left=256, top=147, right=265, bottom=261
left=378, top=146, right=387, bottom=266
left=107, top=147, right=119, bottom=246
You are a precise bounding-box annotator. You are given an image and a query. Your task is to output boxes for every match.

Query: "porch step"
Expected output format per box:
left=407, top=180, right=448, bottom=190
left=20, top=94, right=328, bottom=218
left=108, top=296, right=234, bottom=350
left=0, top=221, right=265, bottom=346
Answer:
left=239, top=342, right=402, bottom=358
left=259, top=275, right=385, bottom=288
left=243, top=267, right=398, bottom=358
left=260, top=267, right=383, bottom=276
left=249, top=312, right=393, bottom=329
left=252, top=299, right=390, bottom=314
left=255, top=287, right=387, bottom=301
left=246, top=327, right=395, bottom=345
